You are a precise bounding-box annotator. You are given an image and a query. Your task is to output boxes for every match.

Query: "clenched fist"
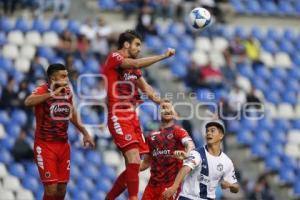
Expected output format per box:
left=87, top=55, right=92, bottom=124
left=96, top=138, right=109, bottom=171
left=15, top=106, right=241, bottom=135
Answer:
left=164, top=48, right=176, bottom=58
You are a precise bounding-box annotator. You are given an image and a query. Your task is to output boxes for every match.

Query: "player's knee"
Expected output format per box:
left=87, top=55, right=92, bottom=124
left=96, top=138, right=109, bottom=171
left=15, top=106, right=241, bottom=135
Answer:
left=57, top=184, right=67, bottom=196
left=124, top=147, right=141, bottom=164
left=44, top=184, right=58, bottom=196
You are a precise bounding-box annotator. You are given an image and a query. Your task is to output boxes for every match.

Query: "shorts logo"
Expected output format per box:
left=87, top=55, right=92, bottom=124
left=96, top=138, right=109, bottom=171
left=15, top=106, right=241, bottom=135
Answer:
left=167, top=133, right=174, bottom=140
left=111, top=116, right=123, bottom=135
left=217, top=163, right=223, bottom=172
left=125, top=134, right=132, bottom=141
left=45, top=171, right=51, bottom=178
left=36, top=146, right=44, bottom=170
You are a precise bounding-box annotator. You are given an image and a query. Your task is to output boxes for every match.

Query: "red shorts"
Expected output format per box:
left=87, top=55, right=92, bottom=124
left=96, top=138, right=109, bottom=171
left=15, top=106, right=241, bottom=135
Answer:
left=108, top=111, right=149, bottom=154
left=34, top=140, right=70, bottom=184
left=142, top=184, right=181, bottom=200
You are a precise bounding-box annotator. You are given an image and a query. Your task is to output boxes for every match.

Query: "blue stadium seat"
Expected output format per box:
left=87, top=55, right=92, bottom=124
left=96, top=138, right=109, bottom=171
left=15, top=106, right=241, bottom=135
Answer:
left=269, top=79, right=284, bottom=93
left=96, top=177, right=112, bottom=192
left=67, top=20, right=80, bottom=35
left=170, top=62, right=187, bottom=78
left=0, top=70, right=8, bottom=87
left=49, top=18, right=64, bottom=34
left=255, top=66, right=271, bottom=80
left=9, top=163, right=26, bottom=178
left=296, top=40, right=300, bottom=52
left=269, top=143, right=284, bottom=156
left=70, top=164, right=80, bottom=179
left=22, top=176, right=40, bottom=192
left=278, top=1, right=294, bottom=15
left=286, top=78, right=299, bottom=92
left=68, top=125, right=78, bottom=143
left=240, top=119, right=257, bottom=131
left=262, top=40, right=278, bottom=53
left=231, top=1, right=246, bottom=14
left=176, top=50, right=190, bottom=65
left=295, top=1, right=300, bottom=14
left=74, top=59, right=84, bottom=74
left=227, top=120, right=240, bottom=133
left=91, top=191, right=106, bottom=200
left=251, top=77, right=267, bottom=92
left=0, top=149, right=12, bottom=164
left=179, top=34, right=194, bottom=52
left=0, top=17, right=13, bottom=32
left=258, top=118, right=273, bottom=130
left=100, top=164, right=116, bottom=181
left=83, top=165, right=99, bottom=179
left=255, top=130, right=271, bottom=144
left=163, top=35, right=179, bottom=49
left=283, top=28, right=296, bottom=41
left=5, top=122, right=21, bottom=138
left=86, top=150, right=102, bottom=166
left=145, top=36, right=163, bottom=51
left=234, top=26, right=247, bottom=39
left=11, top=110, right=27, bottom=126
left=37, top=46, right=56, bottom=60
left=279, top=166, right=296, bottom=184
left=282, top=91, right=297, bottom=105
left=0, top=32, right=7, bottom=46
left=72, top=190, right=90, bottom=200
left=293, top=181, right=300, bottom=197
left=266, top=28, right=281, bottom=41
left=278, top=40, right=294, bottom=54
left=291, top=120, right=300, bottom=129
left=251, top=27, right=265, bottom=41
left=76, top=177, right=95, bottom=193
left=287, top=67, right=300, bottom=80
left=237, top=130, right=253, bottom=145
left=0, top=137, right=15, bottom=150
left=85, top=58, right=100, bottom=73
left=15, top=17, right=29, bottom=32
left=246, top=0, right=261, bottom=14
left=271, top=130, right=286, bottom=144
left=31, top=18, right=47, bottom=33
left=281, top=155, right=297, bottom=169
left=292, top=53, right=300, bottom=66
left=273, top=119, right=290, bottom=131
left=264, top=154, right=281, bottom=171
left=271, top=68, right=287, bottom=80
left=0, top=57, right=13, bottom=72
left=26, top=162, right=39, bottom=177
left=71, top=149, right=85, bottom=166
left=168, top=23, right=185, bottom=37
left=98, top=0, right=118, bottom=10
left=251, top=142, right=267, bottom=158
left=262, top=1, right=278, bottom=15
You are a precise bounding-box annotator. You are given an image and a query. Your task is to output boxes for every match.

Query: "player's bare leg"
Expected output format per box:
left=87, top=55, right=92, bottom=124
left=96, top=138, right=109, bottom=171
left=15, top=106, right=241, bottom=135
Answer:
left=43, top=183, right=58, bottom=200
left=57, top=183, right=67, bottom=200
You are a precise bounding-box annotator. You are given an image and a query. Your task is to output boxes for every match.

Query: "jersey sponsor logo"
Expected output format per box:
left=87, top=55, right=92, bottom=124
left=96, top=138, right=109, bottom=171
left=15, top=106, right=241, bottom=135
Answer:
left=198, top=174, right=210, bottom=185
left=123, top=73, right=138, bottom=81
left=111, top=115, right=123, bottom=135
left=217, top=163, right=223, bottom=172
left=50, top=104, right=70, bottom=115
left=152, top=148, right=171, bottom=157
left=36, top=146, right=44, bottom=170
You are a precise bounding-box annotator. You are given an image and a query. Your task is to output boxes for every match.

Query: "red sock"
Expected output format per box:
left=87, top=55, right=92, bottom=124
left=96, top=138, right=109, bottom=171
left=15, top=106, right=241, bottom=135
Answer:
left=106, top=170, right=127, bottom=200
left=126, top=163, right=140, bottom=198
left=43, top=195, right=56, bottom=200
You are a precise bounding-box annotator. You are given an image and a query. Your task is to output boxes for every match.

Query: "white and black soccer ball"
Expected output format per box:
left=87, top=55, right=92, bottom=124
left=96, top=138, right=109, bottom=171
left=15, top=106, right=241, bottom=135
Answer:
left=189, top=7, right=211, bottom=29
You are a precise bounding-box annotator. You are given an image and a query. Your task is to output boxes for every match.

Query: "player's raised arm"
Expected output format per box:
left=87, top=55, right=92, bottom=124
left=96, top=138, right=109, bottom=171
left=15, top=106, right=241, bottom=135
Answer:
left=120, top=48, right=175, bottom=69
left=70, top=106, right=95, bottom=148
left=136, top=77, right=162, bottom=104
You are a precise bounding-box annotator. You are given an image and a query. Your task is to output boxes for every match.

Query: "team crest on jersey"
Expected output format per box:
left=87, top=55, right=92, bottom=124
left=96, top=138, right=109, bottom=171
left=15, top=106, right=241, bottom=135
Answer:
left=125, top=134, right=132, bottom=141
left=167, top=133, right=174, bottom=140
left=217, top=163, right=223, bottom=172
left=45, top=171, right=51, bottom=178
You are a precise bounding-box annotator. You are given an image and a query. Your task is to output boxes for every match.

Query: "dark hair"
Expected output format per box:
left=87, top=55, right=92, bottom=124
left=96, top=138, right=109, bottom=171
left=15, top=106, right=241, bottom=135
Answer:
left=117, top=30, right=142, bottom=49
left=206, top=122, right=225, bottom=134
left=46, top=63, right=66, bottom=77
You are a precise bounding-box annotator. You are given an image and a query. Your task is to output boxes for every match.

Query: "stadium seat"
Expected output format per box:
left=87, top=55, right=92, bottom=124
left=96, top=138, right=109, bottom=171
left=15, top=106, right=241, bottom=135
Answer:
left=238, top=64, right=254, bottom=79
left=251, top=27, right=265, bottom=41
left=265, top=154, right=281, bottom=171
left=255, top=66, right=271, bottom=80
left=260, top=51, right=274, bottom=67
left=192, top=50, right=208, bottom=66
left=262, top=40, right=278, bottom=54
left=31, top=18, right=47, bottom=33
left=11, top=110, right=28, bottom=126
left=163, top=35, right=179, bottom=49
left=48, top=18, right=64, bottom=34
left=274, top=52, right=292, bottom=68
left=271, top=129, right=286, bottom=144
left=145, top=36, right=163, bottom=51
left=0, top=32, right=7, bottom=46
left=265, top=91, right=281, bottom=105
left=0, top=190, right=14, bottom=200
left=42, top=32, right=59, bottom=47
left=262, top=1, right=278, bottom=15
left=103, top=150, right=121, bottom=167
left=71, top=149, right=85, bottom=166
left=278, top=40, right=294, bottom=54
left=278, top=1, right=294, bottom=16
left=179, top=34, right=194, bottom=52
left=195, top=37, right=212, bottom=52
left=212, top=37, right=228, bottom=52
left=0, top=17, right=13, bottom=32
left=71, top=190, right=90, bottom=200
left=82, top=165, right=99, bottom=179
left=287, top=130, right=300, bottom=144
left=8, top=31, right=25, bottom=46
left=269, top=143, right=284, bottom=156
left=251, top=142, right=267, bottom=158
left=3, top=44, right=19, bottom=59
left=279, top=166, right=296, bottom=184
left=16, top=190, right=34, bottom=200
left=234, top=26, right=248, bottom=39
left=236, top=75, right=251, bottom=93
left=168, top=22, right=186, bottom=37
left=15, top=58, right=30, bottom=72
left=292, top=53, right=300, bottom=66
left=67, top=20, right=80, bottom=34
left=20, top=45, right=36, bottom=60
left=0, top=110, right=10, bottom=125
left=285, top=143, right=300, bottom=159
left=91, top=191, right=106, bottom=200
left=0, top=57, right=13, bottom=72
left=255, top=130, right=271, bottom=144
left=0, top=163, right=8, bottom=178
left=209, top=52, right=226, bottom=68
left=246, top=0, right=261, bottom=14
left=77, top=177, right=95, bottom=193
left=37, top=46, right=56, bottom=60
left=100, top=164, right=116, bottom=181
left=15, top=17, right=30, bottom=32
left=237, top=130, right=253, bottom=145
left=176, top=50, right=190, bottom=65
left=25, top=31, right=42, bottom=46
left=85, top=58, right=100, bottom=73
left=9, top=163, right=26, bottom=179
left=277, top=104, right=294, bottom=119
left=95, top=177, right=112, bottom=192
left=22, top=177, right=40, bottom=192
left=293, top=181, right=300, bottom=197
left=3, top=175, right=22, bottom=191
left=0, top=124, right=6, bottom=139
left=25, top=163, right=39, bottom=178
left=170, top=62, right=187, bottom=78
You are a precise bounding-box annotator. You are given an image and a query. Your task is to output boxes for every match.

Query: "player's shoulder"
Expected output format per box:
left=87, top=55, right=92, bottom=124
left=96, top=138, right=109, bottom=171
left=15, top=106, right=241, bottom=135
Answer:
left=220, top=152, right=234, bottom=166
left=109, top=51, right=124, bottom=60
left=32, top=83, right=48, bottom=94
left=173, top=125, right=188, bottom=132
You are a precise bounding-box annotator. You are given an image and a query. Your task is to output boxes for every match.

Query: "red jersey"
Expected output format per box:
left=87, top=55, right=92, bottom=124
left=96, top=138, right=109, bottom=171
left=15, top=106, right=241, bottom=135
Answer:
left=33, top=84, right=72, bottom=142
left=146, top=125, right=192, bottom=186
left=102, top=52, right=143, bottom=112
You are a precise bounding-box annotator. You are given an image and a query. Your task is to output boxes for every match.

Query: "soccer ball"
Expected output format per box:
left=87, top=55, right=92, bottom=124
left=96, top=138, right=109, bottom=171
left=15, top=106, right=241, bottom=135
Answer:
left=189, top=7, right=211, bottom=29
